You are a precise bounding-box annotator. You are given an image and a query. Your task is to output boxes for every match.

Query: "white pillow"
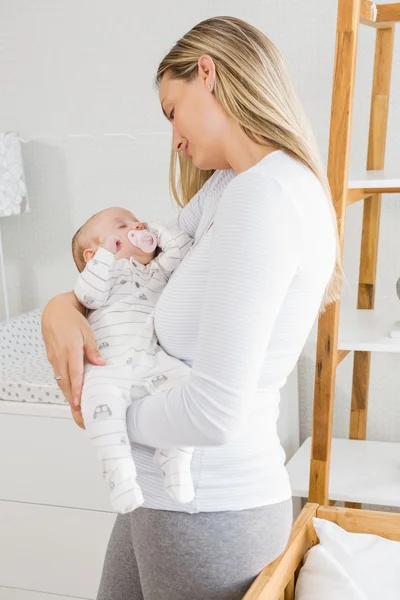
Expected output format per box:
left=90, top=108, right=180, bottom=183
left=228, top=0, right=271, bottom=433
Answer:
left=295, top=517, right=400, bottom=600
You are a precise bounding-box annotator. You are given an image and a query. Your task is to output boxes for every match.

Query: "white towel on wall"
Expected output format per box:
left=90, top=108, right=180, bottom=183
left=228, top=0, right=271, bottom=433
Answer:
left=0, top=132, right=29, bottom=217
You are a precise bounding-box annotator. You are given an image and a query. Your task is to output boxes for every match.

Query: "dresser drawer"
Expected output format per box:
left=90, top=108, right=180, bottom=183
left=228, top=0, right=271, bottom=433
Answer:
left=0, top=500, right=115, bottom=599
left=0, top=403, right=111, bottom=511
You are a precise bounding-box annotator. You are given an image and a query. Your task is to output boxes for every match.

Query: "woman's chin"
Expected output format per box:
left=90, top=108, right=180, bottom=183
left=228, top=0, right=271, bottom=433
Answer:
left=192, top=155, right=213, bottom=171
left=192, top=152, right=227, bottom=172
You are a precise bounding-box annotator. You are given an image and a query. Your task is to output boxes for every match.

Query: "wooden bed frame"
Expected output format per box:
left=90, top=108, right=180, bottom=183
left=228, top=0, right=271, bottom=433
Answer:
left=244, top=503, right=400, bottom=600
left=245, top=1, right=400, bottom=597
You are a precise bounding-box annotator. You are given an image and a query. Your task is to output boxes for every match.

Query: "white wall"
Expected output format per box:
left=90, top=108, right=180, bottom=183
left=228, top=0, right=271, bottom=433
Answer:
left=1, top=1, right=400, bottom=462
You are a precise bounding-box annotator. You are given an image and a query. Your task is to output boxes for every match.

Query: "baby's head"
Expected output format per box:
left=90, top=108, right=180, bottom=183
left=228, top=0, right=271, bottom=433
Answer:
left=72, top=207, right=156, bottom=272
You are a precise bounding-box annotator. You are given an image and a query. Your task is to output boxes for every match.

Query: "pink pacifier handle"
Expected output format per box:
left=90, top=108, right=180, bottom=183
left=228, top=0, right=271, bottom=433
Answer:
left=127, top=229, right=158, bottom=253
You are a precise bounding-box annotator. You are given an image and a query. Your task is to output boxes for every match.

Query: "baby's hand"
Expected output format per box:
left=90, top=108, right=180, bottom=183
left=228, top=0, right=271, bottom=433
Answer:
left=133, top=222, right=147, bottom=231
left=103, top=236, right=122, bottom=255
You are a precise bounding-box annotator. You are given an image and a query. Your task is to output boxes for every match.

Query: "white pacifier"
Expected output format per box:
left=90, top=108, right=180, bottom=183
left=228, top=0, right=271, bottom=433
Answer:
left=127, top=229, right=158, bottom=253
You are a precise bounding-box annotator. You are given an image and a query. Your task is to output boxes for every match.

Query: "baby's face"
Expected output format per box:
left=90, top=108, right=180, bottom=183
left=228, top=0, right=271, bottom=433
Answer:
left=88, top=207, right=155, bottom=264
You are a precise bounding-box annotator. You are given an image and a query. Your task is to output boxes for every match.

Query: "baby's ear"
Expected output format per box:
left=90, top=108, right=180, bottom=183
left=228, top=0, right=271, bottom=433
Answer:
left=83, top=248, right=96, bottom=264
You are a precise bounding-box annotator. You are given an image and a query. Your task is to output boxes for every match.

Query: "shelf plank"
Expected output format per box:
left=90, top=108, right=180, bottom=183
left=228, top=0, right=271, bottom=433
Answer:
left=287, top=437, right=400, bottom=507
left=305, top=309, right=400, bottom=354
left=338, top=309, right=400, bottom=353
left=348, top=169, right=400, bottom=191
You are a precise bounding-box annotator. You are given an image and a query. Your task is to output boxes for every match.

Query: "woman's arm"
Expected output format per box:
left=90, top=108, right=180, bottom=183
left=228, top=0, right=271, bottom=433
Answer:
left=56, top=290, right=86, bottom=314
left=126, top=174, right=302, bottom=448
left=41, top=290, right=105, bottom=426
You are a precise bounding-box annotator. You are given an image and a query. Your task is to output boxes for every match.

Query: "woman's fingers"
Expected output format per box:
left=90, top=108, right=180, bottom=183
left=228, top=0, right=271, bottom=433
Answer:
left=46, top=350, right=72, bottom=408
left=84, top=334, right=106, bottom=367
left=71, top=408, right=85, bottom=429
left=56, top=361, right=74, bottom=408
left=69, top=327, right=104, bottom=408
left=41, top=293, right=92, bottom=429
left=69, top=342, right=85, bottom=407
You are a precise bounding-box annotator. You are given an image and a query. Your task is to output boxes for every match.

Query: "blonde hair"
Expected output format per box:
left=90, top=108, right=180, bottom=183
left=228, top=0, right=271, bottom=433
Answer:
left=156, top=16, right=342, bottom=312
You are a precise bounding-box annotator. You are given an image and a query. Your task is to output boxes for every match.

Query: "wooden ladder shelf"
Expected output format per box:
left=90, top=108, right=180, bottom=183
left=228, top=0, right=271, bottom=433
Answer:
left=287, top=0, right=400, bottom=509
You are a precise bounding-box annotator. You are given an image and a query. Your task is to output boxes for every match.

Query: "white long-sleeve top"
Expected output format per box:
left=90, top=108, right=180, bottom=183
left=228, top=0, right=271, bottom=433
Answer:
left=127, top=149, right=337, bottom=513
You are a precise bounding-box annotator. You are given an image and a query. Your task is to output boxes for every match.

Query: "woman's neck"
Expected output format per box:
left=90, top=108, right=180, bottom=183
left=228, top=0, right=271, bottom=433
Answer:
left=224, top=123, right=280, bottom=175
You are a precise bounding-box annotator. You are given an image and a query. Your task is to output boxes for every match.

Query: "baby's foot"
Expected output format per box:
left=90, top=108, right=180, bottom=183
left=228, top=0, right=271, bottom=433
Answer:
left=154, top=448, right=195, bottom=504
left=164, top=470, right=195, bottom=504
left=103, top=456, right=144, bottom=514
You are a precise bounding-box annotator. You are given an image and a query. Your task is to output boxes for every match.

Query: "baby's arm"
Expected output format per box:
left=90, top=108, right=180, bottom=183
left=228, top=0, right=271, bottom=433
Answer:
left=148, top=223, right=192, bottom=281
left=74, top=242, right=117, bottom=310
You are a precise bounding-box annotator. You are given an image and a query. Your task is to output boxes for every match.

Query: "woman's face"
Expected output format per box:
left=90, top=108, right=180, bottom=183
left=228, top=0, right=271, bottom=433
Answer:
left=159, top=57, right=232, bottom=171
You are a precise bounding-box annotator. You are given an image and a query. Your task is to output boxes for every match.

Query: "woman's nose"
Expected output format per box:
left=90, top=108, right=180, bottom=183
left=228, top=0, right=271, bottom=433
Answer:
left=172, top=129, right=185, bottom=153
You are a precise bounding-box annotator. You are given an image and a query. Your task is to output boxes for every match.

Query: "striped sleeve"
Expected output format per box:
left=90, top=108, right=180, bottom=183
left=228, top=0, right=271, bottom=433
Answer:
left=74, top=247, right=115, bottom=310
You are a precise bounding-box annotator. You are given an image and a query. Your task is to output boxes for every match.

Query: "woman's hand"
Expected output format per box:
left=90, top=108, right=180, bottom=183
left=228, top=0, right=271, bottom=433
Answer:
left=41, top=291, right=106, bottom=428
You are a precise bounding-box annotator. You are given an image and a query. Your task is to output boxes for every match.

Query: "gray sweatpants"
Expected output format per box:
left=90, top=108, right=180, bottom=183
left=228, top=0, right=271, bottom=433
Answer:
left=96, top=499, right=292, bottom=600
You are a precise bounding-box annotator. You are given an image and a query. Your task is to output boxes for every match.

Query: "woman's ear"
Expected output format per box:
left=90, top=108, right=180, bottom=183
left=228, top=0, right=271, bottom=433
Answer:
left=198, top=55, right=216, bottom=90
left=83, top=248, right=96, bottom=264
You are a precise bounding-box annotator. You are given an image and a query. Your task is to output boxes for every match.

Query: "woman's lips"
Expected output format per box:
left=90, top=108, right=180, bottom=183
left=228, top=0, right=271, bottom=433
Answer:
left=185, top=142, right=190, bottom=157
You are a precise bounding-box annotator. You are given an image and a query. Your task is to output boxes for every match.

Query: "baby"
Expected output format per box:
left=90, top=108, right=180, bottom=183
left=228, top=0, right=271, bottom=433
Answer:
left=72, top=207, right=194, bottom=514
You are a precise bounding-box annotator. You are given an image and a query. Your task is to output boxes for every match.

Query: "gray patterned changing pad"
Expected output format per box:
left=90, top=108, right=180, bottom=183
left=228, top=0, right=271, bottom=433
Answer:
left=0, top=309, right=68, bottom=405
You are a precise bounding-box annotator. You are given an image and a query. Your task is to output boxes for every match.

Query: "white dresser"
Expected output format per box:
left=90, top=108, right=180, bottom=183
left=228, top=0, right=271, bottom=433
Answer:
left=0, top=401, right=116, bottom=600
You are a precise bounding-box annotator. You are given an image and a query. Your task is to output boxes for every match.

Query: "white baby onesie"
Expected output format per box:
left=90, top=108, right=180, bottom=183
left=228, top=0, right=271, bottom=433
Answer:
left=74, top=223, right=195, bottom=514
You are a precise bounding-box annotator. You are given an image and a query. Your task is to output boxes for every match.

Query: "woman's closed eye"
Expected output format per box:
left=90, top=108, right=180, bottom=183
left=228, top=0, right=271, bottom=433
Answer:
left=169, top=109, right=174, bottom=121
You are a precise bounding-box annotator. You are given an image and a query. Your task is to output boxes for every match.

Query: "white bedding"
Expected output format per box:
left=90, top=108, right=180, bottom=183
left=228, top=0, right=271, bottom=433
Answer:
left=295, top=517, right=400, bottom=600
left=0, top=309, right=67, bottom=405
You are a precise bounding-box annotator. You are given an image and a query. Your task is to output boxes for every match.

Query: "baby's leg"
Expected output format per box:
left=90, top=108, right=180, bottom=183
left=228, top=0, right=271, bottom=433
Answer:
left=131, top=355, right=195, bottom=504
left=82, top=366, right=144, bottom=514
left=153, top=447, right=195, bottom=504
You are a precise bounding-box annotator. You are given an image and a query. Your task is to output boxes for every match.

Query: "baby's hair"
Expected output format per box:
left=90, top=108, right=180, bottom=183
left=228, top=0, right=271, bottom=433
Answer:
left=72, top=214, right=100, bottom=272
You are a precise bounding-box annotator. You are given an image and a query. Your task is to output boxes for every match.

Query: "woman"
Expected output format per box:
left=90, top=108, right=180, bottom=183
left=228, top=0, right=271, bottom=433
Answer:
left=42, top=16, right=341, bottom=600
